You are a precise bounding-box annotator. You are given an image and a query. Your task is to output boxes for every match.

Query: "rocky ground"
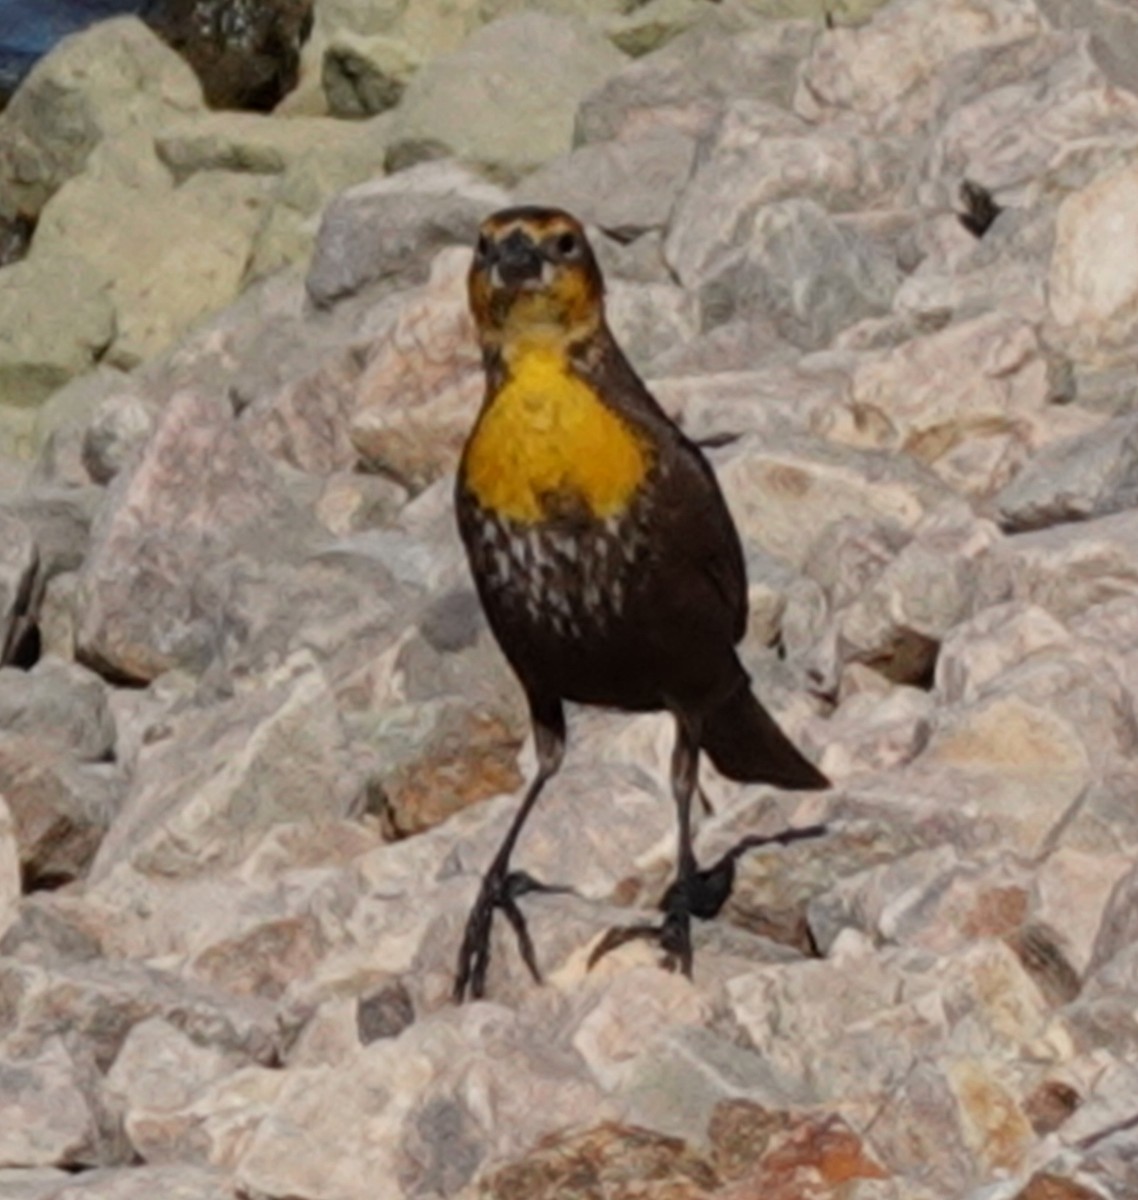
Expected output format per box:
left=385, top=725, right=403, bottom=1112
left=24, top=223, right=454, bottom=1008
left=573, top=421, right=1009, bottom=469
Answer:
left=2, top=0, right=1138, bottom=1197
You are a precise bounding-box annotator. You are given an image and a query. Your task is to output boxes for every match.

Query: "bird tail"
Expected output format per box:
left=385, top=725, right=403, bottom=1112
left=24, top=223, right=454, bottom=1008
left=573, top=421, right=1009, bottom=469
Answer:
left=700, top=681, right=829, bottom=790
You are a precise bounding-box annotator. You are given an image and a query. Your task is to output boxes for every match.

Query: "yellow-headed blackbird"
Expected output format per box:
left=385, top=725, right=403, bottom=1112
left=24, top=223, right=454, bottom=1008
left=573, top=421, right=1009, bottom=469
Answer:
left=453, top=206, right=828, bottom=1001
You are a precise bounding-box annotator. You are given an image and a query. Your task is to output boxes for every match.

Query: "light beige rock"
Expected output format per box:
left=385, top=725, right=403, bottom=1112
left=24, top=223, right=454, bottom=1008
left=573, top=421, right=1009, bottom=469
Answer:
left=31, top=1163, right=240, bottom=1199
left=923, top=33, right=1138, bottom=212
left=936, top=602, right=1074, bottom=705
left=977, top=510, right=1138, bottom=623
left=236, top=1006, right=610, bottom=1200
left=716, top=434, right=955, bottom=570
left=1050, top=158, right=1138, bottom=366
left=0, top=17, right=203, bottom=222
left=123, top=1066, right=286, bottom=1172
left=919, top=696, right=1091, bottom=856
left=837, top=313, right=1054, bottom=482
left=1032, top=847, right=1134, bottom=980
left=386, top=13, right=626, bottom=179
left=815, top=685, right=934, bottom=778
left=104, top=1018, right=243, bottom=1158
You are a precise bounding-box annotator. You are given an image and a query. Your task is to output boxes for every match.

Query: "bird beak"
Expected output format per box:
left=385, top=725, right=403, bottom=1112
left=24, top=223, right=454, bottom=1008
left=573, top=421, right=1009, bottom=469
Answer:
left=490, top=231, right=545, bottom=289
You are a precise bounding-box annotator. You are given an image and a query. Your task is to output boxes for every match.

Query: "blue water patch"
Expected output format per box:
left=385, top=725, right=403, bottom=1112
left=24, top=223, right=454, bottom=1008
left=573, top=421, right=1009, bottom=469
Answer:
left=0, top=0, right=151, bottom=98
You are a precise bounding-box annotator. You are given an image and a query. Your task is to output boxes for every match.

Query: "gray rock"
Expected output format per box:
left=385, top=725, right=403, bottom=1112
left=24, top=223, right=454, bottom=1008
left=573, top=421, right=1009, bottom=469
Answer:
left=0, top=956, right=278, bottom=1069
left=698, top=199, right=902, bottom=349
left=1037, top=0, right=1138, bottom=96
left=0, top=658, right=115, bottom=761
left=0, top=732, right=124, bottom=887
left=74, top=389, right=323, bottom=683
left=516, top=129, right=697, bottom=238
left=385, top=13, right=626, bottom=179
left=995, top=413, right=1138, bottom=532
left=664, top=100, right=910, bottom=289
left=305, top=162, right=509, bottom=307
left=88, top=657, right=363, bottom=884
left=30, top=368, right=131, bottom=490
left=576, top=13, right=818, bottom=144
left=0, top=1037, right=120, bottom=1169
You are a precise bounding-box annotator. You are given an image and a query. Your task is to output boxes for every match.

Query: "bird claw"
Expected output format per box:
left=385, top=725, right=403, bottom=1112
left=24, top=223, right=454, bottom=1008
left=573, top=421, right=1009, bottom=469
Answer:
left=453, top=869, right=571, bottom=1002
left=586, top=908, right=693, bottom=978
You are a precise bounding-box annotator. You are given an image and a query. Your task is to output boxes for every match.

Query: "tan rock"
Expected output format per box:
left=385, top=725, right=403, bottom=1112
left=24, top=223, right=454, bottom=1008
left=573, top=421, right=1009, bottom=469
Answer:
left=32, top=134, right=271, bottom=369
left=0, top=17, right=203, bottom=222
left=0, top=256, right=115, bottom=437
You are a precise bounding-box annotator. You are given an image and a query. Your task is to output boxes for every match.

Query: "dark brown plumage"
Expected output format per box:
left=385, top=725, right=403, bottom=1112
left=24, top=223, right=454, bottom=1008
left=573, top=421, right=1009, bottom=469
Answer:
left=453, top=206, right=828, bottom=1001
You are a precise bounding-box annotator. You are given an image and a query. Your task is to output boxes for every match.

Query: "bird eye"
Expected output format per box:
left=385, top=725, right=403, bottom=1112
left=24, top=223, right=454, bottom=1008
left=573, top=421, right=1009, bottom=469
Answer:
left=556, top=231, right=579, bottom=257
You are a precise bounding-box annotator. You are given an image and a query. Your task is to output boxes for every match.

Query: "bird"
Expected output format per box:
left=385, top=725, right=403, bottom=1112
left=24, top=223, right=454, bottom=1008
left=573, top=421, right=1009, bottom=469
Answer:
left=452, top=206, right=828, bottom=1001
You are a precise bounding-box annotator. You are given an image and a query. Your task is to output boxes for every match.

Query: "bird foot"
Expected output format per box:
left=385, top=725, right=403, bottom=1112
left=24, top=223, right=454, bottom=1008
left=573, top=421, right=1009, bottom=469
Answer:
left=453, top=869, right=571, bottom=1002
left=587, top=906, right=693, bottom=978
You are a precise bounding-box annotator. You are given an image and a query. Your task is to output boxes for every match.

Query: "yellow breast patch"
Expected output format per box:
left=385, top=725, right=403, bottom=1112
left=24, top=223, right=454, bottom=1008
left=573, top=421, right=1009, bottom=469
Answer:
left=463, top=345, right=650, bottom=525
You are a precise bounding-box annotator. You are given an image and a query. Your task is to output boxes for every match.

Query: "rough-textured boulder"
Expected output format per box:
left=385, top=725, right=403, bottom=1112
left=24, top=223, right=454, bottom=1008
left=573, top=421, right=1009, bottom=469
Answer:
left=0, top=17, right=203, bottom=223
left=0, top=259, right=115, bottom=454
left=30, top=136, right=271, bottom=369
left=385, top=13, right=626, bottom=178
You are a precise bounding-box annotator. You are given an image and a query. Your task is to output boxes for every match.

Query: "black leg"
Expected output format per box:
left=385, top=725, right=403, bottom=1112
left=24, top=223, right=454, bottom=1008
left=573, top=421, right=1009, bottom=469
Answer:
left=453, top=698, right=565, bottom=1002
left=588, top=712, right=703, bottom=977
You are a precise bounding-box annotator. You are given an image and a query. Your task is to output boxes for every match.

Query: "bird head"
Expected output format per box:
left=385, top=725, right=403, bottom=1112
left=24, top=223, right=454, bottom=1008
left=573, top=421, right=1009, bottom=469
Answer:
left=468, top=207, right=605, bottom=354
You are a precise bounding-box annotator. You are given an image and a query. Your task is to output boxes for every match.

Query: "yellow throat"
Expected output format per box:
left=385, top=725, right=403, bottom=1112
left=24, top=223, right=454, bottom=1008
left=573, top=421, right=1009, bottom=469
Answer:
left=463, top=342, right=650, bottom=525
